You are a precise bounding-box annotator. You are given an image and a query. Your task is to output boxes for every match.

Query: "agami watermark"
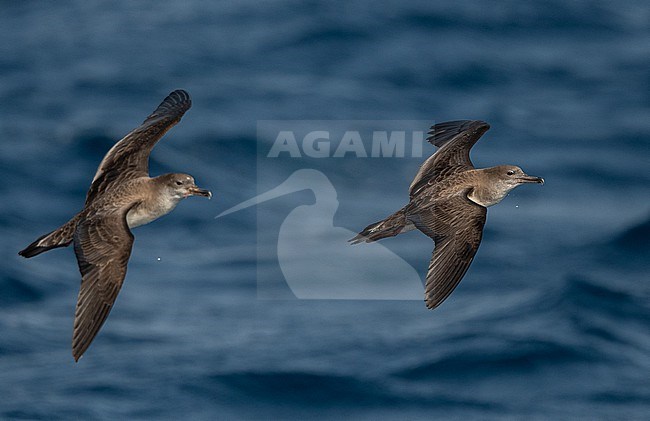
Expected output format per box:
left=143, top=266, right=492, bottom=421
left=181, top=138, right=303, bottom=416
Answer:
left=267, top=129, right=425, bottom=158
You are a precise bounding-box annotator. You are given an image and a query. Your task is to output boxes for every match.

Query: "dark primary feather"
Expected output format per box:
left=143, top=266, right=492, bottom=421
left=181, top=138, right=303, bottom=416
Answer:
left=409, top=120, right=489, bottom=198
left=408, top=193, right=486, bottom=309
left=71, top=207, right=135, bottom=361
left=426, top=120, right=487, bottom=147
left=428, top=120, right=489, bottom=169
left=85, top=90, right=192, bottom=206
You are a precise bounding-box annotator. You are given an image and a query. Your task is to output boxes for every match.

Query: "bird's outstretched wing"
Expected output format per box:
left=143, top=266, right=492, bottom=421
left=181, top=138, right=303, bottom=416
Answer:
left=85, top=90, right=192, bottom=205
left=425, top=120, right=485, bottom=148
left=71, top=205, right=136, bottom=361
left=408, top=192, right=486, bottom=309
left=409, top=120, right=489, bottom=198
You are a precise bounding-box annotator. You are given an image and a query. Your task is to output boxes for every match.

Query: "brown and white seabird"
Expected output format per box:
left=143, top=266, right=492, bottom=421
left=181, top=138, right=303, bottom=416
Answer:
left=19, top=90, right=211, bottom=361
left=350, top=120, right=543, bottom=309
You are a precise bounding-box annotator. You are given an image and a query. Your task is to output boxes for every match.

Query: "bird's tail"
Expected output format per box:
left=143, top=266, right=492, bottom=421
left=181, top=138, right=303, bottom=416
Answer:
left=349, top=206, right=412, bottom=244
left=19, top=214, right=81, bottom=258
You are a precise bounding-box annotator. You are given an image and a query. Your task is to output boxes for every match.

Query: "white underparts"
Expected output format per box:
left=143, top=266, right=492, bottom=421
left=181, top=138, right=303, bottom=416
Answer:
left=467, top=188, right=507, bottom=208
left=126, top=194, right=181, bottom=228
left=467, top=190, right=490, bottom=207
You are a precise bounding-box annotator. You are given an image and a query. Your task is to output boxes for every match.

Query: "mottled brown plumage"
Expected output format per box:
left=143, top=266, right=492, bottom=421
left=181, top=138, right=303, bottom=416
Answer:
left=19, top=90, right=211, bottom=361
left=351, top=120, right=543, bottom=309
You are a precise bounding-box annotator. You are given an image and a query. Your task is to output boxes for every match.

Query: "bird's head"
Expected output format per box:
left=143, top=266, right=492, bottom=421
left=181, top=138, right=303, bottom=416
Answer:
left=161, top=173, right=212, bottom=200
left=472, top=165, right=543, bottom=207
left=492, top=165, right=544, bottom=188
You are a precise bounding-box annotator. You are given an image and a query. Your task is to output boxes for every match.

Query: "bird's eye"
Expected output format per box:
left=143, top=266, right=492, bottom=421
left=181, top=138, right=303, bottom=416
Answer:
left=507, top=170, right=515, bottom=176
left=175, top=181, right=183, bottom=186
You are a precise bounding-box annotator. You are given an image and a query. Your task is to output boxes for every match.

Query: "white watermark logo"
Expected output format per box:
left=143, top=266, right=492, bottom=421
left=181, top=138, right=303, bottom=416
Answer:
left=217, top=168, right=423, bottom=300
left=218, top=121, right=434, bottom=300
left=267, top=130, right=425, bottom=158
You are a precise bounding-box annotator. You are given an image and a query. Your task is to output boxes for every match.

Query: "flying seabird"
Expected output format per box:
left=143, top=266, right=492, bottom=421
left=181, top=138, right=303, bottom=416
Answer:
left=350, top=120, right=543, bottom=309
left=19, top=90, right=211, bottom=361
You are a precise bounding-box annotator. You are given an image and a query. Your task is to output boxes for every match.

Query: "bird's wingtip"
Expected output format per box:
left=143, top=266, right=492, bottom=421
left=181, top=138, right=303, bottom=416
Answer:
left=425, top=298, right=442, bottom=310
left=348, top=234, right=369, bottom=245
left=473, top=120, right=490, bottom=131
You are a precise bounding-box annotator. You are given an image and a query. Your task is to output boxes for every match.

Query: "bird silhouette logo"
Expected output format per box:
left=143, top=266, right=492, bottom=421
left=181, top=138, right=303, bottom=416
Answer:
left=217, top=169, right=424, bottom=300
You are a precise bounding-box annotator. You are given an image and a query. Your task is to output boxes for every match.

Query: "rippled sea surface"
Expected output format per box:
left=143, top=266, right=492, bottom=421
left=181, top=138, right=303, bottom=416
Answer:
left=1, top=1, right=649, bottom=419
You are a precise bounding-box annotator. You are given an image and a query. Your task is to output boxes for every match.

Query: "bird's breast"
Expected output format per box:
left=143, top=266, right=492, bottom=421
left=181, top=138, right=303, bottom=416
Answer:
left=467, top=186, right=508, bottom=207
left=126, top=196, right=180, bottom=228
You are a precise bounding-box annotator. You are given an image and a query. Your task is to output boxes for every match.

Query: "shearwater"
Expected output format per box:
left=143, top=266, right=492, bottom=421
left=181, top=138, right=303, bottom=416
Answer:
left=19, top=90, right=211, bottom=361
left=351, top=120, right=543, bottom=309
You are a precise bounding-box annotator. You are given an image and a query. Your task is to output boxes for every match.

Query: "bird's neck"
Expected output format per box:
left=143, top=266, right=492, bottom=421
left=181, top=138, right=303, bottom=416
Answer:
left=126, top=179, right=183, bottom=228
left=466, top=169, right=511, bottom=207
left=467, top=186, right=508, bottom=207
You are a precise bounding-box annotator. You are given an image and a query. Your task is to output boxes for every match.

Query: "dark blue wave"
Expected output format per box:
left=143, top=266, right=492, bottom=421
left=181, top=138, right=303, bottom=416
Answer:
left=611, top=214, right=650, bottom=253
left=0, top=275, right=44, bottom=306
left=393, top=338, right=594, bottom=381
left=184, top=370, right=503, bottom=411
left=199, top=371, right=395, bottom=405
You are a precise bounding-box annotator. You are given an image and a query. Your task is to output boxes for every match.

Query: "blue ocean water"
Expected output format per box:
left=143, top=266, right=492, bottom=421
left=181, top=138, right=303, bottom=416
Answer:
left=1, top=1, right=649, bottom=419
